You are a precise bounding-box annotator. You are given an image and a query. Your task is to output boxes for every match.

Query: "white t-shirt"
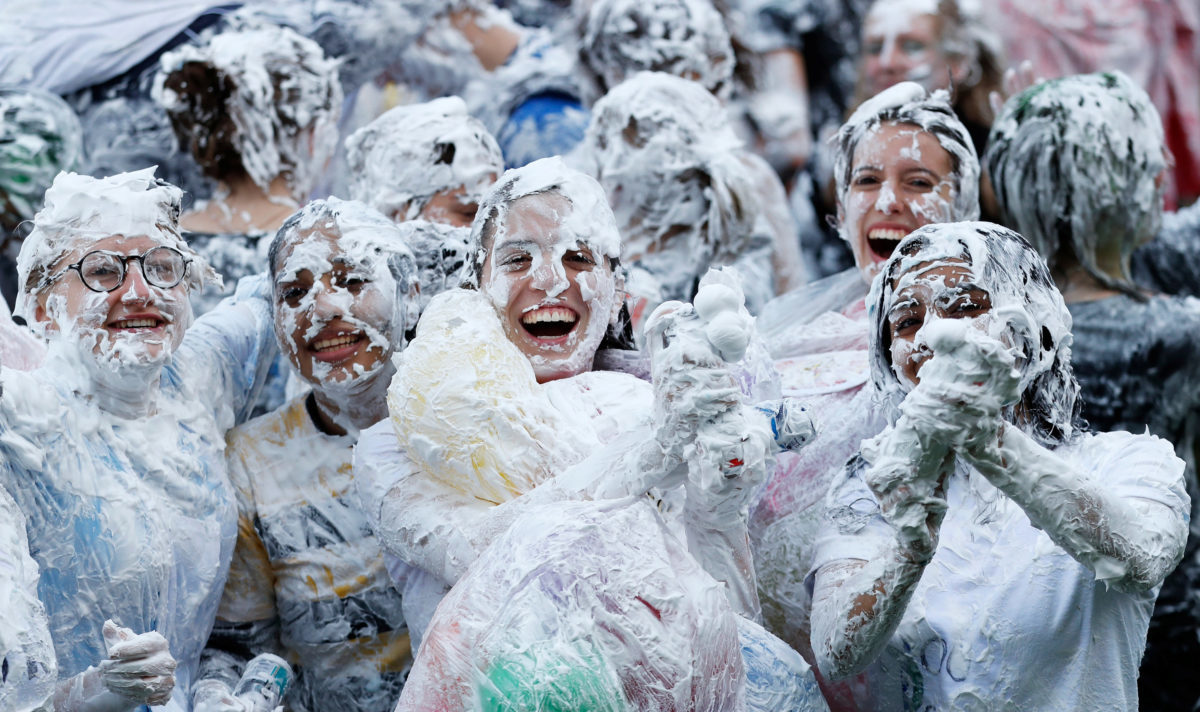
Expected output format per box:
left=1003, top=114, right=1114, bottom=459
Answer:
left=810, top=430, right=1189, bottom=711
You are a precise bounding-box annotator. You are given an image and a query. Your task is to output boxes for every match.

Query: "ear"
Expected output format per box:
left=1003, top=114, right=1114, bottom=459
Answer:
left=610, top=267, right=626, bottom=326
left=835, top=202, right=848, bottom=242
left=33, top=292, right=58, bottom=336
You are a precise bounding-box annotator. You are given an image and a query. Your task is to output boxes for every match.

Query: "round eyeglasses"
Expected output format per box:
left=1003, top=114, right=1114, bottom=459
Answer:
left=62, top=246, right=192, bottom=293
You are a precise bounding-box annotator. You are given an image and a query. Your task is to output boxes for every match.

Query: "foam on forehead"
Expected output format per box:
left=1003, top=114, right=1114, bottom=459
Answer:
left=344, top=96, right=503, bottom=219
left=582, top=0, right=733, bottom=97
left=271, top=197, right=416, bottom=290
left=834, top=82, right=980, bottom=222
left=154, top=23, right=342, bottom=195
left=865, top=0, right=938, bottom=27
left=466, top=157, right=622, bottom=285
left=14, top=168, right=219, bottom=318
left=866, top=221, right=1078, bottom=438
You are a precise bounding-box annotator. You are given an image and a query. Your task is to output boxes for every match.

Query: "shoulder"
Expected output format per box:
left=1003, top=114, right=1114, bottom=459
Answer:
left=227, top=397, right=312, bottom=459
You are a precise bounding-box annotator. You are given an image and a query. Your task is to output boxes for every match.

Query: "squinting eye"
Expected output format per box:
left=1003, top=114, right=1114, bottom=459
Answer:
left=852, top=175, right=880, bottom=188
left=501, top=253, right=531, bottom=270
left=893, top=315, right=921, bottom=332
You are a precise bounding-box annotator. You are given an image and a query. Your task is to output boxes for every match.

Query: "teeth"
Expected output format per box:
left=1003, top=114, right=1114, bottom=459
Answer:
left=868, top=228, right=908, bottom=241
left=522, top=307, right=577, bottom=325
left=112, top=319, right=158, bottom=329
left=312, top=334, right=359, bottom=352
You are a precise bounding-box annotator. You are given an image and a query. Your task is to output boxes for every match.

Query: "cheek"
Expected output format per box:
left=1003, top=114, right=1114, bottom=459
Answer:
left=351, top=286, right=398, bottom=340
left=908, top=190, right=956, bottom=225
left=274, top=305, right=308, bottom=360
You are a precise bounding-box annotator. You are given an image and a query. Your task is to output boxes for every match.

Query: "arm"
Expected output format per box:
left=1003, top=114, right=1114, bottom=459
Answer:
left=0, top=486, right=57, bottom=712
left=962, top=424, right=1189, bottom=592
left=808, top=412, right=956, bottom=680
left=192, top=441, right=281, bottom=712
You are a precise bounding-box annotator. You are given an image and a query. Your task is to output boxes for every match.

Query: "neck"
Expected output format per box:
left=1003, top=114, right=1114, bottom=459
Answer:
left=1051, top=251, right=1124, bottom=304
left=184, top=175, right=300, bottom=234
left=306, top=362, right=394, bottom=436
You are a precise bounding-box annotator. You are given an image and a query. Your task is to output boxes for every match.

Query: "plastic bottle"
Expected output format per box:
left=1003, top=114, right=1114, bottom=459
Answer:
left=232, top=653, right=293, bottom=712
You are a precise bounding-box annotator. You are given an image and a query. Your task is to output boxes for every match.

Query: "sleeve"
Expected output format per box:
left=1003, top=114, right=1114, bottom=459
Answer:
left=181, top=273, right=278, bottom=429
left=0, top=486, right=57, bottom=712
left=354, top=420, right=575, bottom=586
left=197, top=431, right=281, bottom=689
left=806, top=456, right=899, bottom=585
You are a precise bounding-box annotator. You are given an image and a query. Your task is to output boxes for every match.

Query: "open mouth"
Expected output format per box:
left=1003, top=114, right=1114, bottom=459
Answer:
left=867, top=227, right=909, bottom=262
left=309, top=331, right=365, bottom=362
left=521, top=306, right=578, bottom=340
left=107, top=316, right=165, bottom=332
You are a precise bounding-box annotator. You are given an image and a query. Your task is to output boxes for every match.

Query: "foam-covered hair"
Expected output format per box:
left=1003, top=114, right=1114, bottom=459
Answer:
left=15, top=167, right=217, bottom=322
left=867, top=221, right=1081, bottom=445
left=580, top=0, right=734, bottom=99
left=153, top=24, right=343, bottom=198
left=464, top=156, right=623, bottom=288
left=985, top=71, right=1165, bottom=299
left=344, top=96, right=503, bottom=222
left=0, top=87, right=84, bottom=229
left=833, top=82, right=980, bottom=233
left=268, top=197, right=418, bottom=297
left=584, top=72, right=756, bottom=266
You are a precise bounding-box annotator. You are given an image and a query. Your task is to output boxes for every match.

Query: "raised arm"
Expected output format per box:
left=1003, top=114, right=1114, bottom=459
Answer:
left=963, top=424, right=1188, bottom=593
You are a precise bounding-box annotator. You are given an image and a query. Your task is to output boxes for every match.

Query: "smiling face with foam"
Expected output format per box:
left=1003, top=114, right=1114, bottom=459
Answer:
left=18, top=168, right=215, bottom=372
left=270, top=199, right=415, bottom=390
left=834, top=82, right=979, bottom=282
left=469, top=158, right=625, bottom=383
left=843, top=121, right=957, bottom=277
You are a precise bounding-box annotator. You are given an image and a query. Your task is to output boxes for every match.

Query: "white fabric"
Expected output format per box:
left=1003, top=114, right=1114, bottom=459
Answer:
left=0, top=486, right=56, bottom=712
left=809, top=430, right=1189, bottom=711
left=0, top=0, right=222, bottom=93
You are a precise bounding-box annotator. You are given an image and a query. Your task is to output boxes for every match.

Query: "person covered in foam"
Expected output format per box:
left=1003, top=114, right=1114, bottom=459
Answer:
left=0, top=167, right=276, bottom=712
left=153, top=22, right=343, bottom=314
left=575, top=71, right=804, bottom=329
left=344, top=95, right=503, bottom=229
left=193, top=199, right=420, bottom=712
left=807, top=222, right=1189, bottom=710
left=355, top=156, right=827, bottom=710
left=986, top=70, right=1200, bottom=710
left=748, top=81, right=978, bottom=693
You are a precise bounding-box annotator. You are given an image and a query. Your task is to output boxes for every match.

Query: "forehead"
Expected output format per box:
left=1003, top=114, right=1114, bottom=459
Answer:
left=892, top=258, right=976, bottom=296
left=853, top=122, right=953, bottom=172
left=497, top=193, right=578, bottom=247
left=865, top=3, right=938, bottom=36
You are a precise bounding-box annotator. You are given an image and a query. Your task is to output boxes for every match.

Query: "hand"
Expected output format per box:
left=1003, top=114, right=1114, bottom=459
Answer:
left=989, top=59, right=1042, bottom=115
left=98, top=621, right=176, bottom=707
left=860, top=426, right=953, bottom=564
left=901, top=320, right=1020, bottom=450
left=192, top=680, right=253, bottom=712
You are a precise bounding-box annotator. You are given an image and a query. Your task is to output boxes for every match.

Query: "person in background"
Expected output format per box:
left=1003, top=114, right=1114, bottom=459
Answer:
left=986, top=70, right=1200, bottom=711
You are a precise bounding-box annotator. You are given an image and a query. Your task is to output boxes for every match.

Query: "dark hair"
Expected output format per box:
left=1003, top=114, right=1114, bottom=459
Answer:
left=160, top=61, right=246, bottom=181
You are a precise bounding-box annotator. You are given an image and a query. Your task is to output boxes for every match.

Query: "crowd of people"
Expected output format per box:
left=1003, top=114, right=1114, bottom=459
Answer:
left=0, top=1, right=1198, bottom=710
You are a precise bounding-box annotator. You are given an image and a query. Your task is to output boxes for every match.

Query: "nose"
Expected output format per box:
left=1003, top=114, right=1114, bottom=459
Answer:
left=874, top=181, right=902, bottom=214
left=530, top=260, right=569, bottom=298
left=118, top=263, right=152, bottom=303
left=311, top=283, right=344, bottom=319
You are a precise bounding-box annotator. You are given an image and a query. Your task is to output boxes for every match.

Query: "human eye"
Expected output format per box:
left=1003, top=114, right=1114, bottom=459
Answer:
left=948, top=289, right=991, bottom=316
left=499, top=251, right=532, bottom=270
left=901, top=39, right=927, bottom=55
left=851, top=173, right=881, bottom=189
left=566, top=249, right=597, bottom=267
left=279, top=282, right=309, bottom=305
left=893, top=314, right=922, bottom=333
left=865, top=39, right=884, bottom=56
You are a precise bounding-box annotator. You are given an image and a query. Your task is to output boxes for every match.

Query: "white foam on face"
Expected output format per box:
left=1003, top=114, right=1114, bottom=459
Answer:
left=467, top=157, right=623, bottom=382
left=13, top=169, right=221, bottom=415
left=344, top=96, right=503, bottom=223
left=862, top=0, right=940, bottom=86
left=867, top=222, right=1077, bottom=440
left=834, top=83, right=979, bottom=245
left=153, top=24, right=342, bottom=199
left=581, top=0, right=734, bottom=98
left=272, top=198, right=415, bottom=430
